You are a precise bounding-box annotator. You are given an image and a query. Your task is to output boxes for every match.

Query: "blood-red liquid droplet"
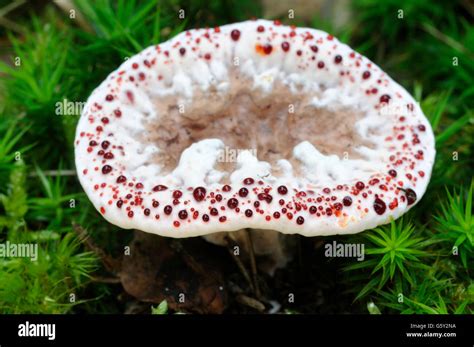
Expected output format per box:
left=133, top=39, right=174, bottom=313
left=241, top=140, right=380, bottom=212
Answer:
left=239, top=187, right=249, bottom=197
left=405, top=188, right=417, bottom=205
left=193, top=187, right=206, bottom=202
left=116, top=175, right=126, bottom=183
left=277, top=185, right=288, bottom=195
left=153, top=185, right=168, bottom=192
left=373, top=198, right=386, bottom=215
left=178, top=210, right=188, bottom=220
left=231, top=29, right=241, bottom=41
left=102, top=165, right=112, bottom=174
left=343, top=196, right=353, bottom=206
left=380, top=94, right=391, bottom=103
left=243, top=177, right=255, bottom=185
left=263, top=44, right=273, bottom=55
left=257, top=193, right=273, bottom=203
left=227, top=198, right=239, bottom=209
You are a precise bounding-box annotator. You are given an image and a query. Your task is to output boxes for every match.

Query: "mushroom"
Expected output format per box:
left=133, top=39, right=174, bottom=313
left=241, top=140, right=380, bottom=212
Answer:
left=74, top=20, right=435, bottom=274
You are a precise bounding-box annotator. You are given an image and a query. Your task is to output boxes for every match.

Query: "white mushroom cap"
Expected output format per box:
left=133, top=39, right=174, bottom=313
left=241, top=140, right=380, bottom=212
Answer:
left=74, top=19, right=435, bottom=237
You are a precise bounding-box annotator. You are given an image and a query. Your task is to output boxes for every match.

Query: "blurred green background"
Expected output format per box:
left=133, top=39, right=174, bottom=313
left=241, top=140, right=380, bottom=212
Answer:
left=0, top=0, right=472, bottom=314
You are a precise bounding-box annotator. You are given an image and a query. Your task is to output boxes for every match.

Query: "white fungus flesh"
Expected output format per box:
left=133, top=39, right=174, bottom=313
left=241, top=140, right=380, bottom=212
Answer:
left=74, top=20, right=436, bottom=238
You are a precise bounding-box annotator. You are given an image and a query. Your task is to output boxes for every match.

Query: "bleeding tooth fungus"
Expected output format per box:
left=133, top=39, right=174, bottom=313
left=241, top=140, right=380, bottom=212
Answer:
left=75, top=20, right=435, bottom=273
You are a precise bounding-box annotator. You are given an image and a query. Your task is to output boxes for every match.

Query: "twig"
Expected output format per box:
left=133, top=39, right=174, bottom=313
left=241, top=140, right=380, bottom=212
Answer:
left=297, top=235, right=304, bottom=269
left=0, top=0, right=26, bottom=34
left=53, top=0, right=94, bottom=33
left=170, top=239, right=206, bottom=274
left=29, top=170, right=77, bottom=177
left=461, top=0, right=474, bottom=17
left=0, top=17, right=25, bottom=34
left=0, top=0, right=25, bottom=17
left=91, top=276, right=121, bottom=284
left=224, top=235, right=254, bottom=292
left=72, top=223, right=122, bottom=275
left=235, top=294, right=265, bottom=312
left=244, top=229, right=261, bottom=299
left=422, top=23, right=474, bottom=58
